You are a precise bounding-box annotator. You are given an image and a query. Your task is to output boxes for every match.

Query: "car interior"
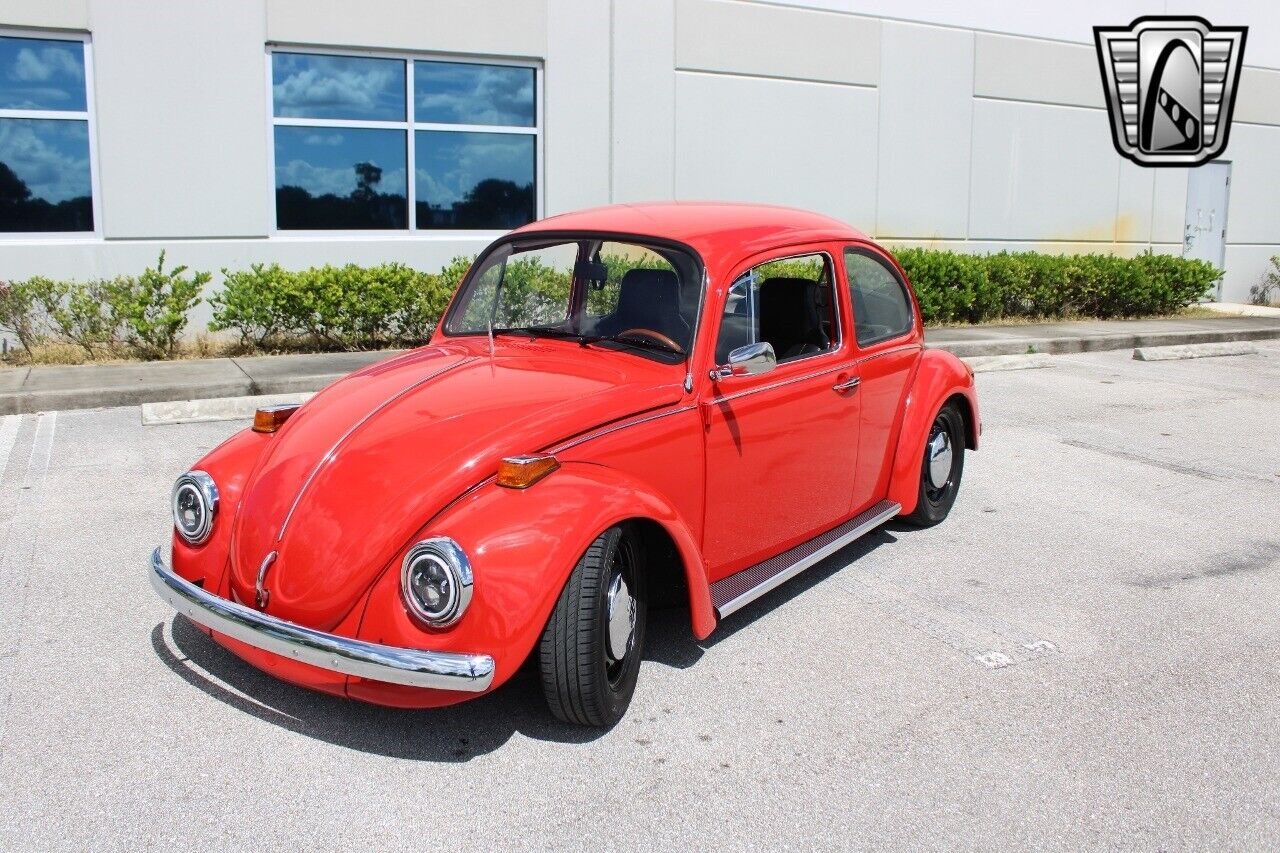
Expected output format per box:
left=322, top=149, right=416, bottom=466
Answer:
left=589, top=268, right=692, bottom=347
left=716, top=257, right=837, bottom=365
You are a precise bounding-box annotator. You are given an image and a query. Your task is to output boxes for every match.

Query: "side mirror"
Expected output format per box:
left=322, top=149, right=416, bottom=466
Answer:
left=713, top=341, right=777, bottom=379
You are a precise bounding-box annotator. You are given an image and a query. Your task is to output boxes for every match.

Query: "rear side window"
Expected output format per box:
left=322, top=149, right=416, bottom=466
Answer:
left=844, top=249, right=914, bottom=347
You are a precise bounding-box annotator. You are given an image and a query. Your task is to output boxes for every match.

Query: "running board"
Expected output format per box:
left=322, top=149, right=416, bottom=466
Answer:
left=710, top=500, right=901, bottom=619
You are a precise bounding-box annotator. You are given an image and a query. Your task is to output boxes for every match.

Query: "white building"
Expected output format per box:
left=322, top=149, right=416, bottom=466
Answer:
left=0, top=0, right=1277, bottom=328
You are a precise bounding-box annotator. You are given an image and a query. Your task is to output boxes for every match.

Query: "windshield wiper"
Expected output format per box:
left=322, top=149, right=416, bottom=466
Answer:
left=492, top=325, right=587, bottom=341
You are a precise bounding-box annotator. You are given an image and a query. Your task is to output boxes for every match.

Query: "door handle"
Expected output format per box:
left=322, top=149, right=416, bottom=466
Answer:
left=832, top=376, right=861, bottom=393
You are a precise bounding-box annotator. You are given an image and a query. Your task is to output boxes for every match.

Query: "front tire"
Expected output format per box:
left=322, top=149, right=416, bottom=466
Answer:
left=901, top=401, right=966, bottom=527
left=538, top=525, right=647, bottom=727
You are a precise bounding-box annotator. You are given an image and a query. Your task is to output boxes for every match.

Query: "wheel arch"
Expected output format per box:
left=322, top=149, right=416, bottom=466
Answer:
left=887, top=350, right=980, bottom=515
left=356, top=461, right=716, bottom=691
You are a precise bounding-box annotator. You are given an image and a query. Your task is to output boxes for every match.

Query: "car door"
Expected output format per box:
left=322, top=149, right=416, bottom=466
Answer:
left=842, top=244, right=924, bottom=514
left=700, top=246, right=861, bottom=580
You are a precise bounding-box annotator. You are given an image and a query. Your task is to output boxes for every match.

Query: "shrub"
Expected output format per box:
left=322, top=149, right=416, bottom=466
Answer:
left=209, top=261, right=452, bottom=351
left=1249, top=255, right=1280, bottom=306
left=893, top=249, right=1220, bottom=325
left=0, top=278, right=42, bottom=355
left=209, top=263, right=295, bottom=348
left=106, top=251, right=210, bottom=359
left=25, top=275, right=120, bottom=357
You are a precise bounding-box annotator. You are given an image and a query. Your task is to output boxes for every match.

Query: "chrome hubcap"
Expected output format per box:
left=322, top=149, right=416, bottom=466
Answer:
left=927, top=429, right=953, bottom=489
left=606, top=572, right=636, bottom=663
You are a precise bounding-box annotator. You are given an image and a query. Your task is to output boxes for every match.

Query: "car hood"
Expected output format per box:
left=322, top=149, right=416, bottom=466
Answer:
left=228, top=342, right=683, bottom=629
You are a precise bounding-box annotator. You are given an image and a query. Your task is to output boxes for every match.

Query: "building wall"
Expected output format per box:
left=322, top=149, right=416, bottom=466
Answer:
left=0, top=0, right=1277, bottom=323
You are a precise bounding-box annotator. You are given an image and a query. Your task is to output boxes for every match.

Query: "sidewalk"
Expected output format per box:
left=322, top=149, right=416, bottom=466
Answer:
left=925, top=315, right=1280, bottom=357
left=3, top=315, right=1280, bottom=415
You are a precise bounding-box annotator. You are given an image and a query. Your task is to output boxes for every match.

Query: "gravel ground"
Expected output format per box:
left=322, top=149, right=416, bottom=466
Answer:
left=0, top=342, right=1277, bottom=851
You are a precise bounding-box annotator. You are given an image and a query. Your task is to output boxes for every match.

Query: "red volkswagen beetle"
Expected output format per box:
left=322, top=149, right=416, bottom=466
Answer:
left=152, top=203, right=979, bottom=727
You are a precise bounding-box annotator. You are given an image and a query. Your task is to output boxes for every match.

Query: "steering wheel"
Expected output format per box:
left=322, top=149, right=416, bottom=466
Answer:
left=617, top=328, right=684, bottom=354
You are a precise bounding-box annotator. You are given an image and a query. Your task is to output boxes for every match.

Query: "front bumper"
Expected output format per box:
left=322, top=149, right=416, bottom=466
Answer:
left=149, top=548, right=495, bottom=692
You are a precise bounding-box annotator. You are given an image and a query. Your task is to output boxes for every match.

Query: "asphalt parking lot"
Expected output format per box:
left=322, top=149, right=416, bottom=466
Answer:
left=1, top=342, right=1278, bottom=850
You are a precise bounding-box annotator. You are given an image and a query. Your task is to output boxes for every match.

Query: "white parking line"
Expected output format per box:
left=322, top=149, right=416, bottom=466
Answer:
left=0, top=415, right=20, bottom=482
left=0, top=412, right=56, bottom=745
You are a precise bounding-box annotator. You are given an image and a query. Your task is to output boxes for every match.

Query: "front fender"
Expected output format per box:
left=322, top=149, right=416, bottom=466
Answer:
left=348, top=461, right=714, bottom=706
left=170, top=426, right=272, bottom=590
left=887, top=349, right=980, bottom=515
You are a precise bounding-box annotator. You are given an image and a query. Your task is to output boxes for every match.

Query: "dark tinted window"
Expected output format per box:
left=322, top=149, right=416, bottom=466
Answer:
left=845, top=249, right=913, bottom=346
left=0, top=36, right=87, bottom=111
left=414, top=61, right=534, bottom=126
left=272, top=53, right=405, bottom=121
left=0, top=119, right=93, bottom=232
left=415, top=131, right=533, bottom=229
left=0, top=36, right=93, bottom=232
left=716, top=253, right=836, bottom=364
left=274, top=126, right=407, bottom=229
left=271, top=52, right=537, bottom=231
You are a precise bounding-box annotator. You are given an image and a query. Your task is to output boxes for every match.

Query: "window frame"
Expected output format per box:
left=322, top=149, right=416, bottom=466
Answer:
left=264, top=44, right=542, bottom=239
left=0, top=28, right=102, bottom=241
left=843, top=245, right=916, bottom=349
left=714, top=249, right=843, bottom=369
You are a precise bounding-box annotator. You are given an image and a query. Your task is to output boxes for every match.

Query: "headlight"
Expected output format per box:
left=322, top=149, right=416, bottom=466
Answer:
left=401, top=537, right=473, bottom=628
left=171, top=470, right=218, bottom=545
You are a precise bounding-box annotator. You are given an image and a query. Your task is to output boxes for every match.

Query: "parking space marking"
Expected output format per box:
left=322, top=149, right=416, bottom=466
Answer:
left=841, top=570, right=1060, bottom=670
left=0, top=412, right=57, bottom=744
left=0, top=415, right=20, bottom=483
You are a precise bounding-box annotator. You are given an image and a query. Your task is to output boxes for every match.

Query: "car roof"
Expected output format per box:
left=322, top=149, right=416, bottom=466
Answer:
left=511, top=202, right=870, bottom=262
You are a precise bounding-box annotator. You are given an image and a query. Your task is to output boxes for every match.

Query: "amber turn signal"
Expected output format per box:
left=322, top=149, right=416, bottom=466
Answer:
left=252, top=404, right=300, bottom=434
left=496, top=454, right=560, bottom=489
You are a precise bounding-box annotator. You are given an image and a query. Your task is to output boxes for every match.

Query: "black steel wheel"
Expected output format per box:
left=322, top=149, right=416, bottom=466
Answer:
left=901, top=401, right=965, bottom=527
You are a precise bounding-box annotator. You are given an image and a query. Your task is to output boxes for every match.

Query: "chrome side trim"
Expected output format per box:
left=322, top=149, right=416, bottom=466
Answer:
left=276, top=357, right=475, bottom=540
left=713, top=500, right=901, bottom=619
left=150, top=549, right=495, bottom=692
left=551, top=404, right=699, bottom=454
left=708, top=362, right=846, bottom=405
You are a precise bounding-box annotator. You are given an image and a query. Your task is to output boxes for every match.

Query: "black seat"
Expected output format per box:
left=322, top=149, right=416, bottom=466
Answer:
left=594, top=268, right=688, bottom=343
left=758, top=277, right=830, bottom=360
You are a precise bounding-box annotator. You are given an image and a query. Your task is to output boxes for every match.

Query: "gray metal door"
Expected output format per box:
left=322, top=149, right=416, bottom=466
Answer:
left=1184, top=161, right=1231, bottom=298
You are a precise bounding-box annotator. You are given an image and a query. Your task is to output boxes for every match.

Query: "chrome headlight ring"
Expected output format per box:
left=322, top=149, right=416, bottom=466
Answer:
left=401, top=537, right=474, bottom=628
left=171, top=470, right=219, bottom=546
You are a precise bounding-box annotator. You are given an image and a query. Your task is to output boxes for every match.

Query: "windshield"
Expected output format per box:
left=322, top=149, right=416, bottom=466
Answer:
left=443, top=236, right=701, bottom=360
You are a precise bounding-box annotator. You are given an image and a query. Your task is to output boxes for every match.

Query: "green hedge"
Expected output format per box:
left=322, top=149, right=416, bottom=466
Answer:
left=896, top=249, right=1221, bottom=324
left=209, top=261, right=457, bottom=350
left=0, top=247, right=1222, bottom=362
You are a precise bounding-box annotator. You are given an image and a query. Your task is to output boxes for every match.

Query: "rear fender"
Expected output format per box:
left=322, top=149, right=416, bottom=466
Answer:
left=350, top=461, right=714, bottom=704
left=887, top=350, right=980, bottom=515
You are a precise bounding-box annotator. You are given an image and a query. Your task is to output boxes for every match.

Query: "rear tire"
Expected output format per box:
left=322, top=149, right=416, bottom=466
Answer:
left=901, top=401, right=965, bottom=527
left=538, top=525, right=647, bottom=727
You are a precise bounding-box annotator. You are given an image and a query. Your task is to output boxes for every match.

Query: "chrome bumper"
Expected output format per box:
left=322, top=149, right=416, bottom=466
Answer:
left=149, top=548, right=495, bottom=692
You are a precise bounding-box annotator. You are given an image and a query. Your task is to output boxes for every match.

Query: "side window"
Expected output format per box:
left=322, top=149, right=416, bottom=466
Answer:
left=715, top=253, right=837, bottom=365
left=844, top=249, right=914, bottom=347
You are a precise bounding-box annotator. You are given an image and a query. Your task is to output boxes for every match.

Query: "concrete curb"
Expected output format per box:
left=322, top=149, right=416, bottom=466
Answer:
left=1132, top=341, right=1260, bottom=362
left=962, top=354, right=1055, bottom=373
left=141, top=392, right=316, bottom=425
left=930, top=325, right=1280, bottom=358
